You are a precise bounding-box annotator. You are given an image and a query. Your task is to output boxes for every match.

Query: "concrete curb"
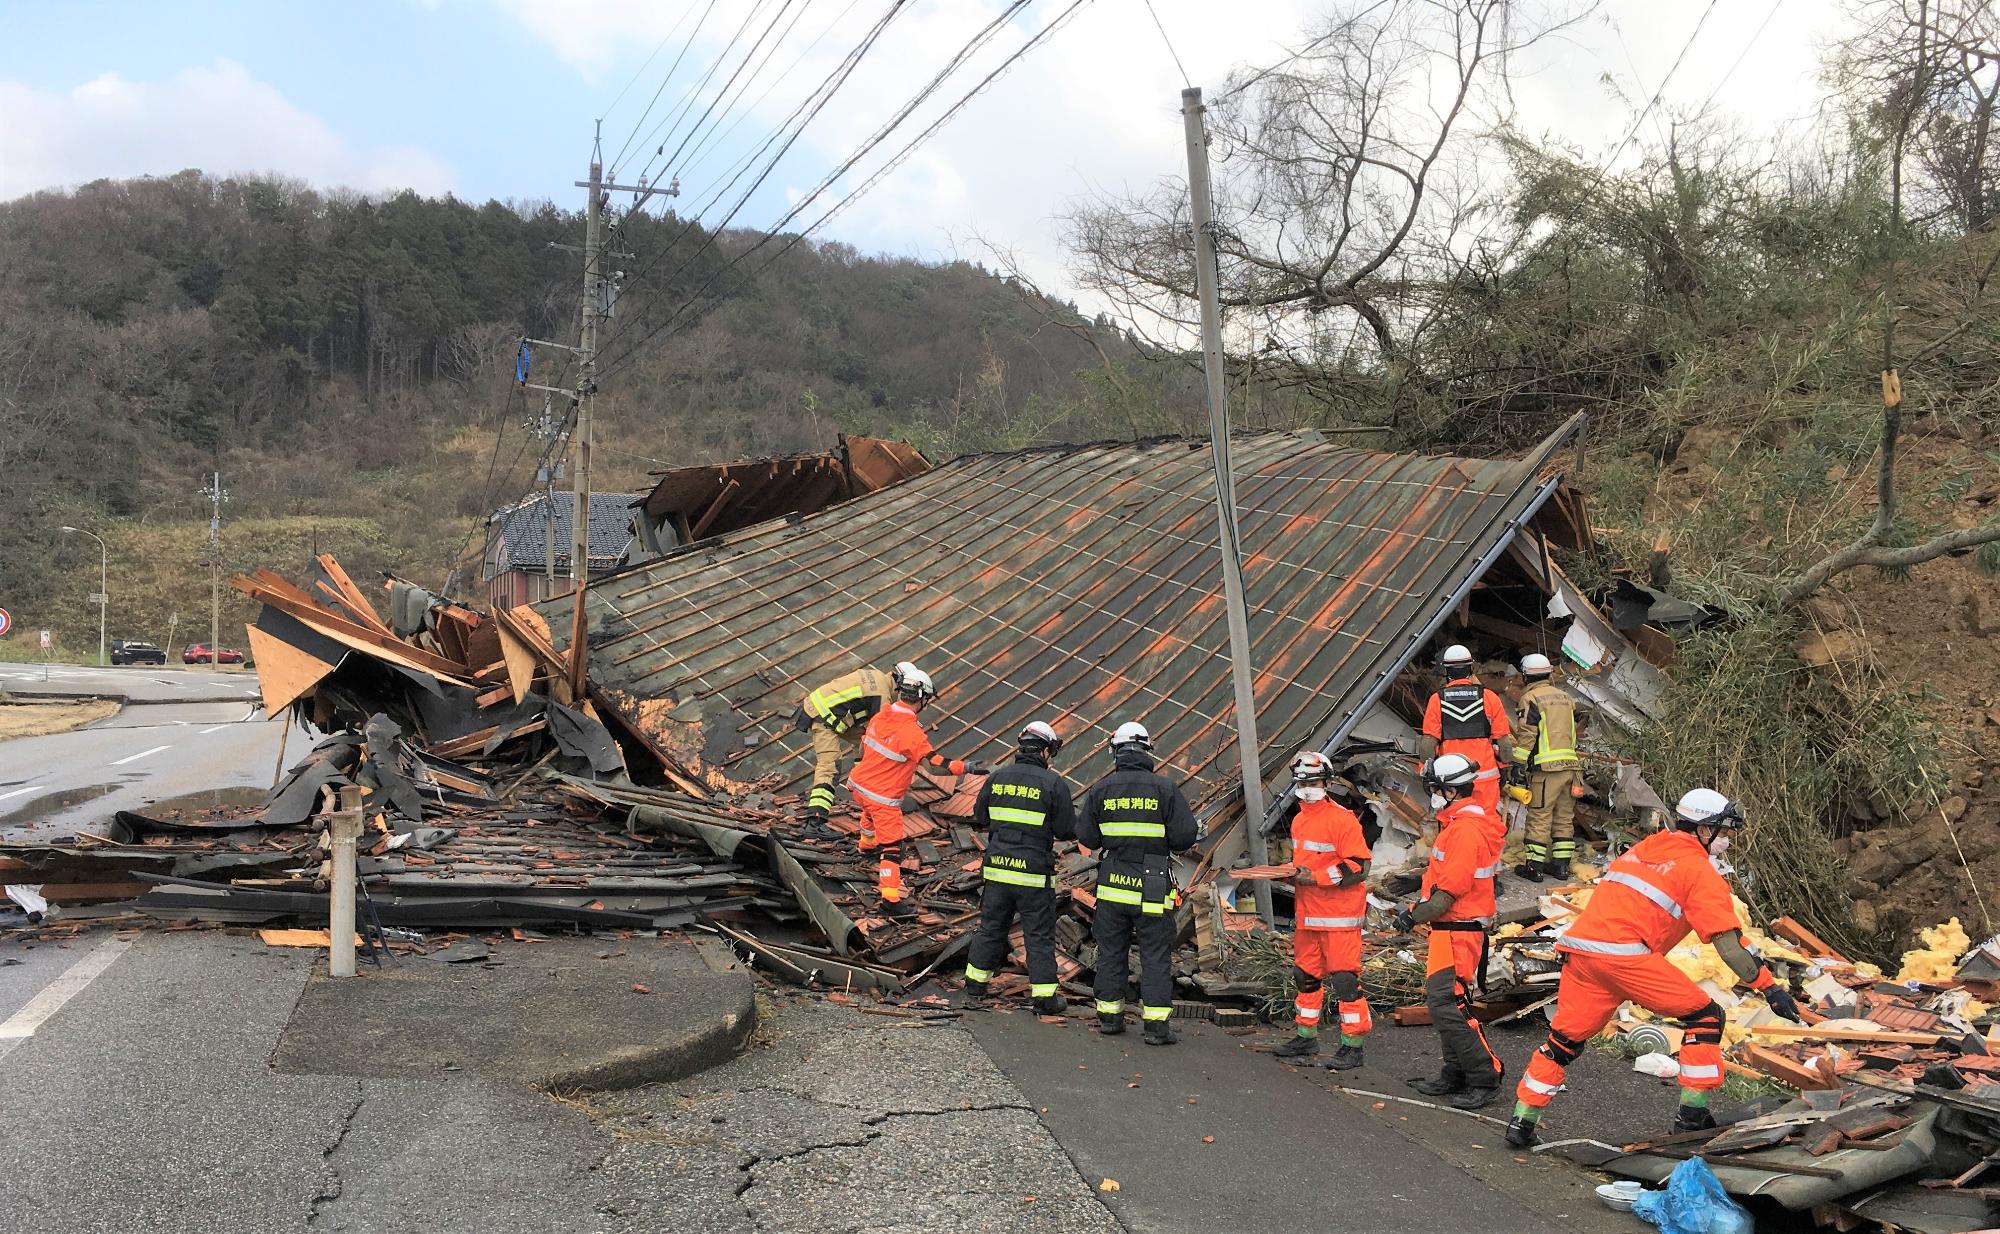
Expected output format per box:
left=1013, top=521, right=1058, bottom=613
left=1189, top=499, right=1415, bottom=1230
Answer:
left=540, top=988, right=757, bottom=1093
left=541, top=939, right=758, bottom=1092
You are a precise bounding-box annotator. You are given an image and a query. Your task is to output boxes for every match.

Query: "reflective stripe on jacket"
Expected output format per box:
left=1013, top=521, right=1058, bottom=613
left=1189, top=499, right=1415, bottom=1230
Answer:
left=848, top=701, right=933, bottom=808
left=1515, top=681, right=1581, bottom=769
left=1419, top=799, right=1500, bottom=924
left=973, top=755, right=1077, bottom=880
left=1556, top=829, right=1745, bottom=957
left=1290, top=798, right=1370, bottom=932
left=805, top=667, right=892, bottom=735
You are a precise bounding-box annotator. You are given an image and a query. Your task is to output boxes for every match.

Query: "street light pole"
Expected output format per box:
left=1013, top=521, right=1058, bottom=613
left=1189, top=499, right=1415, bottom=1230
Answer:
left=60, top=526, right=108, bottom=666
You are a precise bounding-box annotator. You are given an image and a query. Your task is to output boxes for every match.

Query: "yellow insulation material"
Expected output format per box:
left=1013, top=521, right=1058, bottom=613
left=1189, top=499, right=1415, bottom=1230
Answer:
left=1894, top=917, right=1971, bottom=983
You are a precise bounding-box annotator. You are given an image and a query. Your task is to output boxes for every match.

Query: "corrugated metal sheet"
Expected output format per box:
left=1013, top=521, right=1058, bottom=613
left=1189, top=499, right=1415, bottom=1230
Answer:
left=550, top=423, right=1575, bottom=817
left=638, top=434, right=929, bottom=540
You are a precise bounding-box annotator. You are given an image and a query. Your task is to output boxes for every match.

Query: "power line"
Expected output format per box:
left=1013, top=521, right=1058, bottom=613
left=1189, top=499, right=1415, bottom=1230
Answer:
left=676, top=0, right=869, bottom=188
left=628, top=0, right=811, bottom=200
left=599, top=0, right=1095, bottom=383
left=621, top=0, right=785, bottom=194
left=1690, top=0, right=1785, bottom=121
left=1139, top=0, right=1191, bottom=88
left=603, top=1, right=704, bottom=139
left=1603, top=0, right=1723, bottom=169
left=607, top=0, right=723, bottom=175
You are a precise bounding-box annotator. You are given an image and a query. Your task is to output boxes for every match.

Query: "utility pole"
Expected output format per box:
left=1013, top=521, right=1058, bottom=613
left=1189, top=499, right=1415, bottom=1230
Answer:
left=518, top=125, right=676, bottom=696
left=1183, top=87, right=1273, bottom=925
left=201, top=471, right=229, bottom=672
left=60, top=525, right=108, bottom=665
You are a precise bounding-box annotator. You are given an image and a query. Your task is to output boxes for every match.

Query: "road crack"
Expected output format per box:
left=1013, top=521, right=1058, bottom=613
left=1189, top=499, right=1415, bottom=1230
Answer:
left=307, top=1079, right=366, bottom=1227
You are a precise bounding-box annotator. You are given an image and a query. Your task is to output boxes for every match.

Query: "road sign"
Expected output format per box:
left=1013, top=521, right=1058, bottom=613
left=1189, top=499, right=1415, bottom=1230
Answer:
left=0, top=607, right=10, bottom=637
left=88, top=592, right=109, bottom=605
left=39, top=629, right=51, bottom=651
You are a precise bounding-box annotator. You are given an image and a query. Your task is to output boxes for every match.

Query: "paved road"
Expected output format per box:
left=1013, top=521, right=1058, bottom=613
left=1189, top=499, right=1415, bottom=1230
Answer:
left=0, top=699, right=290, bottom=839
left=0, top=661, right=262, bottom=704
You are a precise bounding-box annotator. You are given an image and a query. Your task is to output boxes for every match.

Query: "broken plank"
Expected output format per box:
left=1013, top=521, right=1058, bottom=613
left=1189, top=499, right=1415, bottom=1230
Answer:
left=1769, top=916, right=1845, bottom=961
left=1748, top=1024, right=1942, bottom=1045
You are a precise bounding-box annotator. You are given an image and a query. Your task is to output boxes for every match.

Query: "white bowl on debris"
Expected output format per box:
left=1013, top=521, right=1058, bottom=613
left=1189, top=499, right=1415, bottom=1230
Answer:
left=1595, top=1181, right=1644, bottom=1212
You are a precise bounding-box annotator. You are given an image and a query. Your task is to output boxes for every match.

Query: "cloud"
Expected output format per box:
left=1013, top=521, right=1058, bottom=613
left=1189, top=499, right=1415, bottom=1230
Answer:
left=0, top=60, right=456, bottom=200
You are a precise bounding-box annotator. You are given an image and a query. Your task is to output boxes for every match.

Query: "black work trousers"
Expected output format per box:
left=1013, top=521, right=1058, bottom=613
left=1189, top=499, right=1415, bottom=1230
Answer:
left=965, top=881, right=1059, bottom=990
left=1092, top=901, right=1175, bottom=1017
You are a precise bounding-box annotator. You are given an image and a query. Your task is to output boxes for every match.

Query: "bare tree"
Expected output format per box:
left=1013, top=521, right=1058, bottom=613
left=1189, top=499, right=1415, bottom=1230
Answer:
left=1836, top=0, right=2000, bottom=234
left=1065, top=0, right=1589, bottom=425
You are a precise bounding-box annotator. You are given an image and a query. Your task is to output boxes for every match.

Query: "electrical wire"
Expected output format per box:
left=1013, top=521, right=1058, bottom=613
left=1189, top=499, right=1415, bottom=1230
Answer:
left=627, top=0, right=810, bottom=201
left=1688, top=0, right=1785, bottom=122
left=1603, top=0, right=1723, bottom=169
left=675, top=0, right=868, bottom=188
left=621, top=0, right=784, bottom=195
left=598, top=0, right=1093, bottom=382
left=1139, top=0, right=1191, bottom=88
left=608, top=0, right=724, bottom=175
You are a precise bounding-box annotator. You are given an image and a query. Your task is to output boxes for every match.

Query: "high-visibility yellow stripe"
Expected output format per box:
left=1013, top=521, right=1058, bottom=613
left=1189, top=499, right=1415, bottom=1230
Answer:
left=982, top=866, right=1051, bottom=888
left=1142, top=1004, right=1172, bottom=1021
left=1030, top=983, right=1058, bottom=998
left=1096, top=1000, right=1124, bottom=1015
left=1096, top=885, right=1144, bottom=906
left=964, top=964, right=994, bottom=982
left=1098, top=821, right=1166, bottom=838
left=987, top=806, right=1046, bottom=827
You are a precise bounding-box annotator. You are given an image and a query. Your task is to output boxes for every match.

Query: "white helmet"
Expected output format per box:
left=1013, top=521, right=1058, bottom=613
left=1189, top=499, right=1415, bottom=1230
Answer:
left=1521, top=653, right=1554, bottom=677
left=1675, top=788, right=1743, bottom=829
left=1290, top=750, right=1334, bottom=785
left=1424, top=752, right=1478, bottom=794
left=1440, top=644, right=1475, bottom=671
left=893, top=663, right=935, bottom=702
left=1018, top=720, right=1062, bottom=755
left=1109, top=721, right=1152, bottom=753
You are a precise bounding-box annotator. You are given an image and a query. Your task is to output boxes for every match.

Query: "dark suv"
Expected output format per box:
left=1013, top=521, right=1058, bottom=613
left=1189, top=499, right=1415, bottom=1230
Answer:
left=110, top=640, right=167, bottom=666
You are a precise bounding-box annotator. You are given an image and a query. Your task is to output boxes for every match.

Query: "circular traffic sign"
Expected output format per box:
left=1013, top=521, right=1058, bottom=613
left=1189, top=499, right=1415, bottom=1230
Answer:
left=0, top=607, right=11, bottom=638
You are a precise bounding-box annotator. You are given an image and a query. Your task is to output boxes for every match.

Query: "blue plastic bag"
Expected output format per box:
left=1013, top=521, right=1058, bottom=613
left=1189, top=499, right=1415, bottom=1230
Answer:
left=1631, top=1157, right=1754, bottom=1234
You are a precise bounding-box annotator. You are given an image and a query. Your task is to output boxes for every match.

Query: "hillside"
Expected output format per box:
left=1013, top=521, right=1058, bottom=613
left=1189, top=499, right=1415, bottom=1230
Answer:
left=0, top=172, right=1201, bottom=655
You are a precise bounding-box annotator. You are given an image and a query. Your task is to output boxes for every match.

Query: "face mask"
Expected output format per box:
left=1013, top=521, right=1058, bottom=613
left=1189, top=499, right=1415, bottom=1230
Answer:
left=1707, top=834, right=1731, bottom=857
left=1429, top=792, right=1449, bottom=811
left=1296, top=786, right=1327, bottom=803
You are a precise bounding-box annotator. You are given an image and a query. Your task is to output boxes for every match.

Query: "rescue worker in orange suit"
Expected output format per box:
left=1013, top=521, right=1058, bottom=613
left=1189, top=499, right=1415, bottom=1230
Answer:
left=1076, top=722, right=1202, bottom=1046
left=963, top=721, right=1076, bottom=1017
left=846, top=665, right=971, bottom=911
left=793, top=662, right=913, bottom=839
left=1505, top=789, right=1804, bottom=1147
left=1269, top=751, right=1374, bottom=1070
left=1418, top=644, right=1514, bottom=814
left=1511, top=652, right=1583, bottom=882
left=1390, top=753, right=1507, bottom=1109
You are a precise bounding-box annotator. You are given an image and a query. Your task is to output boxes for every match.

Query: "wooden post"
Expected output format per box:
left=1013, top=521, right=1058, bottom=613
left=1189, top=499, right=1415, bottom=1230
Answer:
left=329, top=784, right=363, bottom=978
left=271, top=703, right=294, bottom=790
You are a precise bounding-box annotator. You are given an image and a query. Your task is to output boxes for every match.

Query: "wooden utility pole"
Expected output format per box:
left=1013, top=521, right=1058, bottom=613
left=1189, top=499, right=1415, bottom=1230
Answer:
left=567, top=132, right=603, bottom=698
left=1184, top=87, right=1273, bottom=925
left=201, top=471, right=228, bottom=672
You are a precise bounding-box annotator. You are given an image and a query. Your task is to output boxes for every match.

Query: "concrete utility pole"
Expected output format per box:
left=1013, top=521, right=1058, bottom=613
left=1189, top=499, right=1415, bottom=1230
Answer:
left=567, top=132, right=603, bottom=699
left=1183, top=86, right=1274, bottom=925
left=200, top=471, right=228, bottom=672
left=60, top=525, right=107, bottom=666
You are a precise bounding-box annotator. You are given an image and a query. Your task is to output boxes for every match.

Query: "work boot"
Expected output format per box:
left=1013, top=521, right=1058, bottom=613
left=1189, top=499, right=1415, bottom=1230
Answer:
left=1512, top=861, right=1545, bottom=883
left=1504, top=1116, right=1540, bottom=1148
left=881, top=896, right=913, bottom=919
left=1542, top=858, right=1570, bottom=880
left=1271, top=1034, right=1320, bottom=1059
left=961, top=982, right=991, bottom=1011
left=1032, top=994, right=1069, bottom=1016
left=1142, top=1021, right=1178, bottom=1047
left=1671, top=1105, right=1718, bottom=1135
left=1449, top=1084, right=1502, bottom=1111
left=1322, top=1042, right=1365, bottom=1072
left=1097, top=1013, right=1126, bottom=1036
left=1412, top=1065, right=1466, bottom=1096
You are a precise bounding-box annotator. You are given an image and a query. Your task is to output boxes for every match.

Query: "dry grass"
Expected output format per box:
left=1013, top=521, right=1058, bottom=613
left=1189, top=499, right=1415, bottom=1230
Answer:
left=0, top=699, right=118, bottom=741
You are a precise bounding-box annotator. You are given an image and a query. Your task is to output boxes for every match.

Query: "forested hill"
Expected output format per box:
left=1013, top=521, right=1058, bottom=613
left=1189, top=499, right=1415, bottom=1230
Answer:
left=0, top=172, right=1193, bottom=640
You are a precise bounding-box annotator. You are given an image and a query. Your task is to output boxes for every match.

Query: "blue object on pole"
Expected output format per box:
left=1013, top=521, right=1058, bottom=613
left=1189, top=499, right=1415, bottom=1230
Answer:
left=515, top=341, right=532, bottom=385
left=1631, top=1158, right=1753, bottom=1234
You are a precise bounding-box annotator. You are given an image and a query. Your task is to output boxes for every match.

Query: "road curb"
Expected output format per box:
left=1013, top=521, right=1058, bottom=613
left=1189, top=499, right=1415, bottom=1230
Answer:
left=541, top=986, right=758, bottom=1093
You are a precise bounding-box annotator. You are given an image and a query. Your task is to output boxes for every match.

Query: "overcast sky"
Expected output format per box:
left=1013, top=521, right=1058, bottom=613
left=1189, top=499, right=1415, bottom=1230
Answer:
left=2, top=0, right=1852, bottom=304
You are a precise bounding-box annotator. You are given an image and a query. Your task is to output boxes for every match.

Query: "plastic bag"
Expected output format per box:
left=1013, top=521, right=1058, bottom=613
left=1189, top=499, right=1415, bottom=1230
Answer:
left=1632, top=1157, right=1753, bottom=1234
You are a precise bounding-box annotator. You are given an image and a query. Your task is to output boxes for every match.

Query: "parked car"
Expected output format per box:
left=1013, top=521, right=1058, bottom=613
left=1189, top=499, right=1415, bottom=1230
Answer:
left=109, top=639, right=167, bottom=666
left=182, top=643, right=245, bottom=665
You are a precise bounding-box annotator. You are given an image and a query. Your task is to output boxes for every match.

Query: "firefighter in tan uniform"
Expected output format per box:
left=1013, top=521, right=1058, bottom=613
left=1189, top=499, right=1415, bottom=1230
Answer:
left=1510, top=653, right=1582, bottom=882
left=793, top=662, right=916, bottom=837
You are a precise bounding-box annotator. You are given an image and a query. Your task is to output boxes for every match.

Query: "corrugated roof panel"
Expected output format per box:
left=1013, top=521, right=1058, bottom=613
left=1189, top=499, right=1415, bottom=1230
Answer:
left=548, top=427, right=1569, bottom=814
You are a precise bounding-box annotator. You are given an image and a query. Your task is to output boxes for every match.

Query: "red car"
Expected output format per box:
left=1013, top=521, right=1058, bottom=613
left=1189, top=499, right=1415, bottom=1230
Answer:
left=183, top=643, right=245, bottom=665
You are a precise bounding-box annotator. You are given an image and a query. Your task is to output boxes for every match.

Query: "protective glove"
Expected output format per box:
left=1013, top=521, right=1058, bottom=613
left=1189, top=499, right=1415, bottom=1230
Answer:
left=926, top=754, right=968, bottom=775
left=1289, top=864, right=1314, bottom=886
left=1765, top=985, right=1803, bottom=1023
left=1390, top=907, right=1417, bottom=933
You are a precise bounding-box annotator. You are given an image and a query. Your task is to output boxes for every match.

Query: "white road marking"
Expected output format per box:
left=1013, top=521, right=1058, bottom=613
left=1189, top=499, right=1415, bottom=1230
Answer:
left=110, top=744, right=171, bottom=766
left=0, top=935, right=134, bottom=1060
left=198, top=725, right=229, bottom=735
left=0, top=784, right=45, bottom=802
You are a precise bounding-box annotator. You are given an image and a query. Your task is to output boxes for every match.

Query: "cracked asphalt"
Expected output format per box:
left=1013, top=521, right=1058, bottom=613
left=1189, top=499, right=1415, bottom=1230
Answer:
left=0, top=929, right=1660, bottom=1233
